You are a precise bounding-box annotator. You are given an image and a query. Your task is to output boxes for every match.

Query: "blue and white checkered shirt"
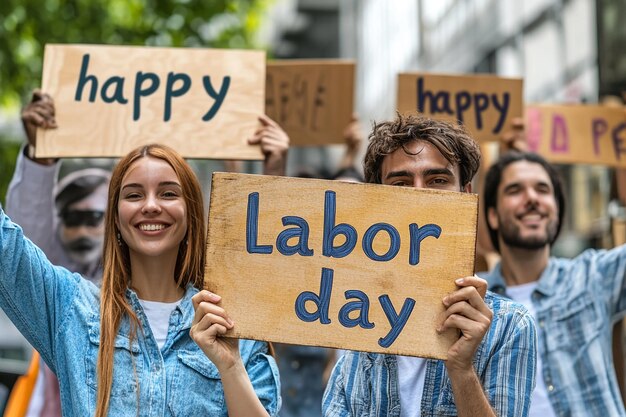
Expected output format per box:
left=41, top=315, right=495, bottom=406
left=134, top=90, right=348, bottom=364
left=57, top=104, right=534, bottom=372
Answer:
left=322, top=292, right=537, bottom=417
left=484, top=246, right=626, bottom=417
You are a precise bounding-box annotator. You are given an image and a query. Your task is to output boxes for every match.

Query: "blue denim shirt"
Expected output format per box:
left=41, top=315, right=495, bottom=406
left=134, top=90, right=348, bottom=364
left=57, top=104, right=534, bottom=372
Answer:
left=322, top=292, right=537, bottom=417
left=0, top=208, right=281, bottom=416
left=483, top=246, right=626, bottom=417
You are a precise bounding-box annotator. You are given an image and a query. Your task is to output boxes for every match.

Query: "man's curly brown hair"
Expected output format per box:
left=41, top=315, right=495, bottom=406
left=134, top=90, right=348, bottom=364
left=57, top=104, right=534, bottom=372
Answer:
left=363, top=113, right=481, bottom=188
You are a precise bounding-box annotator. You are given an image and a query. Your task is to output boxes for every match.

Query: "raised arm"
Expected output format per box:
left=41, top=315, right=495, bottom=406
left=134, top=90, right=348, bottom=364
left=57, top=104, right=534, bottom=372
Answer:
left=338, top=114, right=363, bottom=171
left=0, top=208, right=81, bottom=371
left=6, top=90, right=59, bottom=251
left=247, top=115, right=290, bottom=176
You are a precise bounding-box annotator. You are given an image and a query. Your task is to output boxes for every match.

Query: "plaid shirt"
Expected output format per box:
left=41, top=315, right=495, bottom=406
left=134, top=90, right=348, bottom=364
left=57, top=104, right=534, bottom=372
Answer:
left=322, top=292, right=536, bottom=417
left=484, top=246, right=626, bottom=417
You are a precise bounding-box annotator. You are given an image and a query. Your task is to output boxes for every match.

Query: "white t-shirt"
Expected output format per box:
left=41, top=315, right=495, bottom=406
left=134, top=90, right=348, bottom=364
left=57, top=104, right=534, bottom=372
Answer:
left=25, top=360, right=45, bottom=417
left=139, top=298, right=181, bottom=350
left=397, top=355, right=427, bottom=416
left=507, top=282, right=557, bottom=417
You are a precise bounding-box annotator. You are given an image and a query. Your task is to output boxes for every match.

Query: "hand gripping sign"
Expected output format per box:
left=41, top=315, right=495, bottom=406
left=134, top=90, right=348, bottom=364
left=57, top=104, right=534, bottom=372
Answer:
left=204, top=173, right=478, bottom=359
left=36, top=44, right=265, bottom=160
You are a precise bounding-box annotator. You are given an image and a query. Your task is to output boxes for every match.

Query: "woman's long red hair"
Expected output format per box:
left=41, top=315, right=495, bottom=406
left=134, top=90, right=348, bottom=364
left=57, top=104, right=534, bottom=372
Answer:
left=95, top=144, right=205, bottom=417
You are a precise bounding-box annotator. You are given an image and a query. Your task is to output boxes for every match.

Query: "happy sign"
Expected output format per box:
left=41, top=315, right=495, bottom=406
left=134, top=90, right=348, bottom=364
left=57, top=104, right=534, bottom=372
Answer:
left=397, top=73, right=523, bottom=142
left=526, top=104, right=626, bottom=167
left=266, top=60, right=355, bottom=146
left=204, top=173, right=478, bottom=359
left=36, top=44, right=265, bottom=159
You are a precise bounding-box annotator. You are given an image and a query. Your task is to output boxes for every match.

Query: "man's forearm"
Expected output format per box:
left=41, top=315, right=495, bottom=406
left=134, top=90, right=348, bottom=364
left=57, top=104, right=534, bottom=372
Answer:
left=448, top=367, right=497, bottom=417
left=6, top=147, right=58, bottom=248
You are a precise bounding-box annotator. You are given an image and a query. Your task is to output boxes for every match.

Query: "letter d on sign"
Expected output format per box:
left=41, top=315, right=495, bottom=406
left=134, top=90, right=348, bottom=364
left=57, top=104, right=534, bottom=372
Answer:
left=295, top=268, right=334, bottom=324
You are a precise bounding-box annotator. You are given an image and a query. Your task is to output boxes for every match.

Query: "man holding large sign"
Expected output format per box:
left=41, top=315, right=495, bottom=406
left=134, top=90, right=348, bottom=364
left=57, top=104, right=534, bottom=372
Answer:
left=322, top=114, right=536, bottom=417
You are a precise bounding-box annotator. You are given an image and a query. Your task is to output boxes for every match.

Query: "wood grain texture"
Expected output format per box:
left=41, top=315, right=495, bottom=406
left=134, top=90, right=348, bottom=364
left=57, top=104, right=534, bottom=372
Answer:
left=204, top=173, right=478, bottom=359
left=526, top=104, right=626, bottom=167
left=266, top=60, right=355, bottom=146
left=37, top=44, right=265, bottom=159
left=397, top=72, right=523, bottom=142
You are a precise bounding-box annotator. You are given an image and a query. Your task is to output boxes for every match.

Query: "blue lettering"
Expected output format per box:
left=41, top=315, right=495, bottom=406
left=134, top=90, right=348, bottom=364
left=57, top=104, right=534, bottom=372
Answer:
left=202, top=76, right=230, bottom=121
left=362, top=223, right=400, bottom=262
left=378, top=295, right=416, bottom=348
left=101, top=76, right=127, bottom=104
left=294, top=267, right=334, bottom=324
left=409, top=223, right=442, bottom=265
left=416, top=77, right=453, bottom=115
left=133, top=72, right=160, bottom=121
left=246, top=192, right=273, bottom=254
left=322, top=191, right=357, bottom=258
left=338, top=290, right=375, bottom=329
left=473, top=93, right=489, bottom=130
left=75, top=54, right=98, bottom=102
left=455, top=91, right=472, bottom=124
left=491, top=92, right=510, bottom=133
left=276, top=216, right=314, bottom=256
left=164, top=72, right=192, bottom=122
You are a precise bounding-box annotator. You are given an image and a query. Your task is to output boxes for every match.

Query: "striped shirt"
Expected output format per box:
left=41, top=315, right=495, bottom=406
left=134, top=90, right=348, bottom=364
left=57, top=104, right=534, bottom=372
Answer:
left=322, top=292, right=537, bottom=417
left=484, top=246, right=626, bottom=417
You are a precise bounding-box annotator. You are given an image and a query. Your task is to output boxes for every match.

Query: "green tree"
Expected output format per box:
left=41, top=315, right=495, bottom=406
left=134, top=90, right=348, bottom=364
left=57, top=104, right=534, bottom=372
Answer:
left=0, top=0, right=270, bottom=205
left=0, top=0, right=270, bottom=108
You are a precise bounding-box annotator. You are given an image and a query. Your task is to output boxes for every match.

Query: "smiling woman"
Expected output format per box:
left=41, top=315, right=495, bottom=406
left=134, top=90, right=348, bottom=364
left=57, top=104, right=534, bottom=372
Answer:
left=116, top=157, right=189, bottom=276
left=0, top=144, right=280, bottom=417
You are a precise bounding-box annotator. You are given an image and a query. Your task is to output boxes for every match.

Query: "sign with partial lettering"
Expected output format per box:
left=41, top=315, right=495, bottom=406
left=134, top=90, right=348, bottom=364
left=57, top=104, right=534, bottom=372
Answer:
left=37, top=44, right=265, bottom=159
left=525, top=104, right=626, bottom=167
left=204, top=173, right=478, bottom=359
left=397, top=73, right=523, bottom=142
left=266, top=60, right=355, bottom=146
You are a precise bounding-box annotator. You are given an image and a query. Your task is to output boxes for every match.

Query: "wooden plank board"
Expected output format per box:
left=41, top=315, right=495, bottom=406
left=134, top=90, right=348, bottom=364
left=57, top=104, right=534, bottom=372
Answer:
left=37, top=44, right=265, bottom=160
left=397, top=73, right=523, bottom=142
left=525, top=104, right=626, bottom=167
left=266, top=60, right=355, bottom=146
left=204, top=173, right=478, bottom=359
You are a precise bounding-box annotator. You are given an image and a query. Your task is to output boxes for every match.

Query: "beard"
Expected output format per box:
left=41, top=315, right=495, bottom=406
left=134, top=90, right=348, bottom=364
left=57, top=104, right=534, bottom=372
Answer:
left=64, top=236, right=103, bottom=265
left=498, top=215, right=559, bottom=250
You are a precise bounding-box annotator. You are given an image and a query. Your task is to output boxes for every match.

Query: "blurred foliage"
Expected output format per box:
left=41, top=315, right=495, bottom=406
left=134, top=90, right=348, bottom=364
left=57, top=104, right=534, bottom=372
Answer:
left=0, top=138, right=20, bottom=206
left=0, top=0, right=271, bottom=204
left=0, top=0, right=271, bottom=108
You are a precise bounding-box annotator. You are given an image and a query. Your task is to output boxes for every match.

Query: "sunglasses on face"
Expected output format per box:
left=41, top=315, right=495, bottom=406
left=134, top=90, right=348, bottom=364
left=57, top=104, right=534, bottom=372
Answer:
left=60, top=210, right=105, bottom=227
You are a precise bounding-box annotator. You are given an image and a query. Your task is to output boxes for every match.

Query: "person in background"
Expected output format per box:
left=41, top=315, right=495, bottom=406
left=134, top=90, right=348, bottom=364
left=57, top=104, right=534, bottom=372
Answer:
left=274, top=115, right=365, bottom=417
left=481, top=146, right=626, bottom=416
left=323, top=113, right=537, bottom=417
left=2, top=90, right=289, bottom=416
left=0, top=143, right=281, bottom=416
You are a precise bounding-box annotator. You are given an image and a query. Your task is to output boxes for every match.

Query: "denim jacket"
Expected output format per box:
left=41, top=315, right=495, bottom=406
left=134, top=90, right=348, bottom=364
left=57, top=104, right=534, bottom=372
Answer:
left=0, top=208, right=281, bottom=416
left=483, top=246, right=626, bottom=417
left=322, top=292, right=537, bottom=417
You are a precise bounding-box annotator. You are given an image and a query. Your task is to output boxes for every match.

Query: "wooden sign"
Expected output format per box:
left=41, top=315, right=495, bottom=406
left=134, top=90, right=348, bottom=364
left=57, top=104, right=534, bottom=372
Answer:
left=205, top=173, right=478, bottom=359
left=526, top=104, right=626, bottom=167
left=266, top=60, right=355, bottom=146
left=397, top=73, right=523, bottom=142
left=36, top=44, right=265, bottom=159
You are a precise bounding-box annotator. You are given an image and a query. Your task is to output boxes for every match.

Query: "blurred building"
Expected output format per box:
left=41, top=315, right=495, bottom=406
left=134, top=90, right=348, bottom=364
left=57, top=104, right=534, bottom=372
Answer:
left=266, top=0, right=625, bottom=253
left=409, top=0, right=624, bottom=254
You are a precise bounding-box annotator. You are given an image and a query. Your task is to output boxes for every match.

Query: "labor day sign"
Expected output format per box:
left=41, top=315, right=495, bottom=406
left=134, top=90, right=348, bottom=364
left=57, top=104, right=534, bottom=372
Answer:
left=204, top=173, right=478, bottom=359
